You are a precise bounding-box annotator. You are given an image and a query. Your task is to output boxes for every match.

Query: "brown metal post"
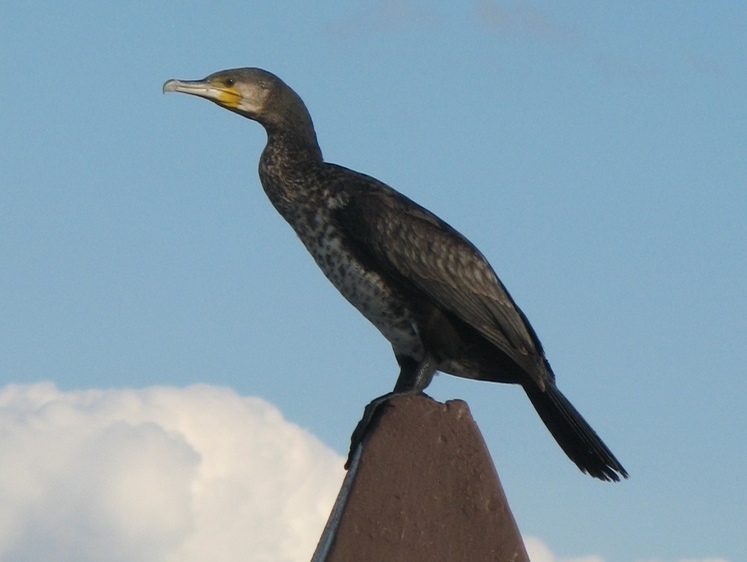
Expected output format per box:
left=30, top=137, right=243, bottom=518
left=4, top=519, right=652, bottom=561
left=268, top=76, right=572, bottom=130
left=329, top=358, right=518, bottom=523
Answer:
left=313, top=395, right=530, bottom=562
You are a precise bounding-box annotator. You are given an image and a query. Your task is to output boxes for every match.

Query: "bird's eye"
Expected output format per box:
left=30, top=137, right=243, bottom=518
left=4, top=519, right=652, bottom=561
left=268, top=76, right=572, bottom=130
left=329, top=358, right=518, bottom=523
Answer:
left=225, top=78, right=235, bottom=87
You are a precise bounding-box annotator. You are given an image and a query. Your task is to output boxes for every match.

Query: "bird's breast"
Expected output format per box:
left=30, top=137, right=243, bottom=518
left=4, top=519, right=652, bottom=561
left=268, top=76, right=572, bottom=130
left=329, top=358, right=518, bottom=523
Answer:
left=294, top=209, right=425, bottom=360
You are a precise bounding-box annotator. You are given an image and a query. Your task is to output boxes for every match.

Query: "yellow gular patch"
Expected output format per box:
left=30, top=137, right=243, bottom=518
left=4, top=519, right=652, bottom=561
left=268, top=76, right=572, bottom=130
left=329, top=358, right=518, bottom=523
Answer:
left=215, top=86, right=242, bottom=108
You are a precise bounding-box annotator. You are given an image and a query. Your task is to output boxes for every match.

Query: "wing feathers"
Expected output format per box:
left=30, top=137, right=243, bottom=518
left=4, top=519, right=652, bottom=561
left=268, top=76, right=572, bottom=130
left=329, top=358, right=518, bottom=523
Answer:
left=333, top=175, right=546, bottom=377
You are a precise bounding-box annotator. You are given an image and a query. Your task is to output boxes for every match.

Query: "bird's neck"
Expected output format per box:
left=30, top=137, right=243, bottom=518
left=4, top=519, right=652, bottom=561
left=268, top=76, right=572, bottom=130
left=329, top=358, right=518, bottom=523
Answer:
left=266, top=126, right=323, bottom=165
left=258, top=128, right=325, bottom=218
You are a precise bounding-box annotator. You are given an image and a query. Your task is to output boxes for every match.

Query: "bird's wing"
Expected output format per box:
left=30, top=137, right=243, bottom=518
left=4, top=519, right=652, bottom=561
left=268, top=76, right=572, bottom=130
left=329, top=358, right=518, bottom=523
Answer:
left=333, top=171, right=548, bottom=378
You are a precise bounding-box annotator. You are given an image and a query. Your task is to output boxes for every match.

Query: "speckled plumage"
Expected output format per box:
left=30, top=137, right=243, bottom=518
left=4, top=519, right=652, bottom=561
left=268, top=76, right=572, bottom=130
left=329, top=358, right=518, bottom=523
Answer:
left=258, top=135, right=425, bottom=361
left=164, top=68, right=627, bottom=481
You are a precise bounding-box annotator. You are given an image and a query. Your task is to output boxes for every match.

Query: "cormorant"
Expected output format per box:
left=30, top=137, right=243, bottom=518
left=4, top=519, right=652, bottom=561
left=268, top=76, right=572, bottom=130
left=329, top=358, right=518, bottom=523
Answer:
left=163, top=68, right=627, bottom=481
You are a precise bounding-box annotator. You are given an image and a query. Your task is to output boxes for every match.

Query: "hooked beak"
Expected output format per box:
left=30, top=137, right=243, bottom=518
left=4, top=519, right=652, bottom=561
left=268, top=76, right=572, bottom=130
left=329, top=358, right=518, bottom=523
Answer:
left=163, top=78, right=242, bottom=109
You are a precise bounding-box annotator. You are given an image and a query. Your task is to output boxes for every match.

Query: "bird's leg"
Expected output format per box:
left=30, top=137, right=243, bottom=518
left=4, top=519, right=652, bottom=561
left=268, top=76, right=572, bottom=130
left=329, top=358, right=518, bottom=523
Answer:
left=346, top=354, right=438, bottom=469
left=393, top=354, right=438, bottom=393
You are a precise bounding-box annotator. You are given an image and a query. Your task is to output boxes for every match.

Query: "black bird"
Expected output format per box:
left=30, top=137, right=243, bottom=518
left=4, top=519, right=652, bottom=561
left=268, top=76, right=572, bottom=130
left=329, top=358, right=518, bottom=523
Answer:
left=163, top=68, right=627, bottom=482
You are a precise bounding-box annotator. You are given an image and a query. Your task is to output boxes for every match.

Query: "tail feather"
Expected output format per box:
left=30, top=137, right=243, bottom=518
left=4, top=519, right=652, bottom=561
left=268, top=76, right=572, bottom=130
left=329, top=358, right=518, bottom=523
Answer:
left=525, top=383, right=628, bottom=482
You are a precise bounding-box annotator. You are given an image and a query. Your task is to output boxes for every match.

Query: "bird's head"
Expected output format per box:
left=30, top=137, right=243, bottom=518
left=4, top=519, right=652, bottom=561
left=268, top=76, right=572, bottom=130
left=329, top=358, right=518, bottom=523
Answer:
left=163, top=68, right=304, bottom=127
left=164, top=67, right=320, bottom=160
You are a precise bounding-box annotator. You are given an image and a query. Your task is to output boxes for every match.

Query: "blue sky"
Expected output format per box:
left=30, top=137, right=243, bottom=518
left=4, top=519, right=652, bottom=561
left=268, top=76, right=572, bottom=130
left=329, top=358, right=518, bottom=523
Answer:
left=1, top=2, right=745, bottom=561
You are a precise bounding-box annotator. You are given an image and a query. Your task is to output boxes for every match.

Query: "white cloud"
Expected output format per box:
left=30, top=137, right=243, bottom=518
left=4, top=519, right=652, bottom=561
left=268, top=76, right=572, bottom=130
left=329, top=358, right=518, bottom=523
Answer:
left=638, top=559, right=731, bottom=562
left=0, top=383, right=730, bottom=562
left=524, top=536, right=730, bottom=562
left=0, top=382, right=344, bottom=562
left=524, top=536, right=604, bottom=562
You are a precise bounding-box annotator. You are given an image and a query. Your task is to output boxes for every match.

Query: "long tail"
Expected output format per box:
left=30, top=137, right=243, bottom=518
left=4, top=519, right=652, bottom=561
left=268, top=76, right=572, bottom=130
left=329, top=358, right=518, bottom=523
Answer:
left=525, top=382, right=628, bottom=482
